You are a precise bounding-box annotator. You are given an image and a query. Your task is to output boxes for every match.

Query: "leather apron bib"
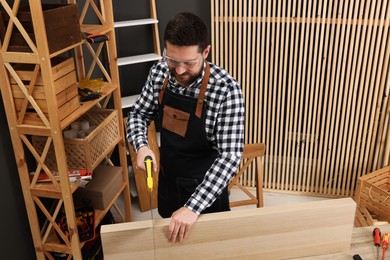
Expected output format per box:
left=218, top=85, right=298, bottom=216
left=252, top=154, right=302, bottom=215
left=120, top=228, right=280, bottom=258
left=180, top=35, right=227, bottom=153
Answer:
left=157, top=63, right=230, bottom=217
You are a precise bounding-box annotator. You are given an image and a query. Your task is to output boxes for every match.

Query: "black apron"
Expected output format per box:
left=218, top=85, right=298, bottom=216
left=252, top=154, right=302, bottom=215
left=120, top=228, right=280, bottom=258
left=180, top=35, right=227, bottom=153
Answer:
left=157, top=63, right=230, bottom=218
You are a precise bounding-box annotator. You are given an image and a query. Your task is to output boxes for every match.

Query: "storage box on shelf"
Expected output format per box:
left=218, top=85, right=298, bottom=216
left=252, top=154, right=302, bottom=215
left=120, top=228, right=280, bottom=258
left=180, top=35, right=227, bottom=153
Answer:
left=354, top=166, right=390, bottom=226
left=74, top=165, right=123, bottom=210
left=9, top=56, right=80, bottom=125
left=32, top=109, right=120, bottom=172
left=0, top=4, right=81, bottom=54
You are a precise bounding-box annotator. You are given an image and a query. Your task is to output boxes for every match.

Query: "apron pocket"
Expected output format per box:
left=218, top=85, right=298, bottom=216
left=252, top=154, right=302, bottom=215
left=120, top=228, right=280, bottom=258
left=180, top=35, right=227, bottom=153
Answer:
left=162, top=105, right=190, bottom=137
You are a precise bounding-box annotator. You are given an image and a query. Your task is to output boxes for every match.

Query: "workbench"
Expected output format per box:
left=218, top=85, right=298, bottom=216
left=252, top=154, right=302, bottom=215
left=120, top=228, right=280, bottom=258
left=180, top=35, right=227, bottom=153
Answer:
left=294, top=224, right=390, bottom=260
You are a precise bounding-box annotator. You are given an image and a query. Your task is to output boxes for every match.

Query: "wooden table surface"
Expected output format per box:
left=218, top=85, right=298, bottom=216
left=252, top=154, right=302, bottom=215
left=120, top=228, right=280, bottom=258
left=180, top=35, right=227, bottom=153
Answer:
left=293, top=224, right=390, bottom=260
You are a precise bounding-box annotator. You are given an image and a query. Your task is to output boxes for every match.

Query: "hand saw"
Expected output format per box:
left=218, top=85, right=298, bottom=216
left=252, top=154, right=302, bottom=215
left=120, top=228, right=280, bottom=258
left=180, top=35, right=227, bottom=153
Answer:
left=144, top=156, right=157, bottom=259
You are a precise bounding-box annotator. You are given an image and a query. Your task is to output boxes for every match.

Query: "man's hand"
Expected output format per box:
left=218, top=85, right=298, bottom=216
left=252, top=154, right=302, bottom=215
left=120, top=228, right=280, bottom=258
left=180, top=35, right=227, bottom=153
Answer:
left=168, top=207, right=199, bottom=243
left=136, top=146, right=158, bottom=172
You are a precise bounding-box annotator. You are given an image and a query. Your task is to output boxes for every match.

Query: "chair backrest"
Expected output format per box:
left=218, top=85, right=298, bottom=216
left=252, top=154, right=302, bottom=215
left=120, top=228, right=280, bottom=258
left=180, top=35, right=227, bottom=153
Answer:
left=228, top=143, right=266, bottom=208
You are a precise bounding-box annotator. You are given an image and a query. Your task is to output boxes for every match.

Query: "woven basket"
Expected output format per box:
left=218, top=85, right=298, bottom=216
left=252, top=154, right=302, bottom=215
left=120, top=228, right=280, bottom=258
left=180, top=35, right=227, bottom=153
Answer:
left=33, top=109, right=120, bottom=172
left=354, top=166, right=390, bottom=223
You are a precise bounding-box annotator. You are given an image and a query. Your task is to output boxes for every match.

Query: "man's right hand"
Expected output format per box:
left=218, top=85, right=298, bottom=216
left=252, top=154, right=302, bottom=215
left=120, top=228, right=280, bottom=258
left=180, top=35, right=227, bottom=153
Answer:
left=136, top=146, right=158, bottom=172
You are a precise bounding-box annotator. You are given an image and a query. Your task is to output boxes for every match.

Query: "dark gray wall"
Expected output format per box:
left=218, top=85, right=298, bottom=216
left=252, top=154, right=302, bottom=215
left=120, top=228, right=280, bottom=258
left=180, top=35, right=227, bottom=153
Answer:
left=0, top=1, right=210, bottom=258
left=0, top=99, right=36, bottom=259
left=114, top=0, right=211, bottom=98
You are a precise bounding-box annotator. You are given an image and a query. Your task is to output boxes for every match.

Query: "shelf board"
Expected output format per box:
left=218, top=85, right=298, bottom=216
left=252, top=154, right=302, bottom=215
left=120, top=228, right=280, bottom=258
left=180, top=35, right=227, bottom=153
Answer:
left=60, top=82, right=118, bottom=130
left=121, top=94, right=140, bottom=109
left=118, top=53, right=161, bottom=66
left=80, top=24, right=112, bottom=35
left=114, top=18, right=158, bottom=28
left=30, top=183, right=78, bottom=199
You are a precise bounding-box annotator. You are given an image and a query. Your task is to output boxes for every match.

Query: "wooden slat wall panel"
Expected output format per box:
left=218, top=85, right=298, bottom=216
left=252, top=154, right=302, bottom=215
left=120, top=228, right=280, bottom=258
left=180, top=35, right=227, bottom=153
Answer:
left=211, top=0, right=390, bottom=197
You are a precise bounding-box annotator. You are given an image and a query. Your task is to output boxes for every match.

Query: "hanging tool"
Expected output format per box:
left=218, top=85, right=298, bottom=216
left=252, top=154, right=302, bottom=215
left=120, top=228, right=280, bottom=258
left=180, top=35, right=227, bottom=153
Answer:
left=86, top=33, right=110, bottom=44
left=382, top=233, right=389, bottom=260
left=374, top=228, right=382, bottom=260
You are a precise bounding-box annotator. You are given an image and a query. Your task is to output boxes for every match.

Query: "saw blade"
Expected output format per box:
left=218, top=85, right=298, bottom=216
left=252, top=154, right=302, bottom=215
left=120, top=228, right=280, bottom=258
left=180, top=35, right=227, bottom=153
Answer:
left=150, top=189, right=157, bottom=259
left=144, top=155, right=157, bottom=259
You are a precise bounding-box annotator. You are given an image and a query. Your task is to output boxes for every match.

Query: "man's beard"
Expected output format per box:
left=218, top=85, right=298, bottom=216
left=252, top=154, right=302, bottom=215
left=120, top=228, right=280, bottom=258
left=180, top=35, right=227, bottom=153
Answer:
left=171, top=71, right=200, bottom=87
left=170, top=60, right=204, bottom=87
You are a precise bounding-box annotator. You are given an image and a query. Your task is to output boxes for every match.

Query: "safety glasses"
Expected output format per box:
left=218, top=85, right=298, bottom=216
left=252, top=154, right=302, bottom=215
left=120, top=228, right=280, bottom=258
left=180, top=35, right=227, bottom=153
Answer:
left=163, top=49, right=202, bottom=69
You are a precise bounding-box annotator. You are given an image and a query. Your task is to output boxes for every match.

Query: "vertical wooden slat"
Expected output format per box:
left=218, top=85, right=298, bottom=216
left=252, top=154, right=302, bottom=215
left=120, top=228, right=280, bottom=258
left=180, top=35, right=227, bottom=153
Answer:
left=302, top=0, right=316, bottom=193
left=366, top=0, right=388, bottom=171
left=211, top=0, right=215, bottom=63
left=264, top=0, right=271, bottom=189
left=269, top=1, right=278, bottom=189
left=286, top=0, right=297, bottom=192
left=293, top=0, right=303, bottom=191
left=281, top=0, right=291, bottom=191
left=341, top=0, right=360, bottom=196
left=224, top=0, right=228, bottom=71
left=352, top=0, right=375, bottom=181
left=228, top=0, right=233, bottom=77
left=254, top=0, right=261, bottom=180
left=336, top=0, right=355, bottom=196
left=359, top=0, right=381, bottom=177
left=242, top=0, right=249, bottom=186
left=346, top=0, right=366, bottom=195
left=333, top=0, right=348, bottom=196
left=317, top=0, right=333, bottom=194
left=299, top=0, right=311, bottom=192
left=327, top=0, right=344, bottom=195
left=313, top=0, right=328, bottom=194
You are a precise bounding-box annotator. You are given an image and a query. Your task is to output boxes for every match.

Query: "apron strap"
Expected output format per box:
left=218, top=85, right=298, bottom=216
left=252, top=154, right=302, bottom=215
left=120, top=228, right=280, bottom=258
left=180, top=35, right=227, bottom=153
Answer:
left=159, top=77, right=169, bottom=104
left=158, top=62, right=211, bottom=119
left=195, top=63, right=210, bottom=118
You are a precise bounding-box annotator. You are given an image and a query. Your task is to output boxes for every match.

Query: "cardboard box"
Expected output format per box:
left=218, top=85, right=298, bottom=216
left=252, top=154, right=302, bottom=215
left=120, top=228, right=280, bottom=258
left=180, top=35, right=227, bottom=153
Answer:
left=0, top=4, right=81, bottom=54
left=74, top=165, right=123, bottom=210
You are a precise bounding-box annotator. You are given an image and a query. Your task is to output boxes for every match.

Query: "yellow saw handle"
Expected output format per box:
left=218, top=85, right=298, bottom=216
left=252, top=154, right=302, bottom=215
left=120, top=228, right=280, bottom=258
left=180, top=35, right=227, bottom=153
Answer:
left=144, top=155, right=153, bottom=192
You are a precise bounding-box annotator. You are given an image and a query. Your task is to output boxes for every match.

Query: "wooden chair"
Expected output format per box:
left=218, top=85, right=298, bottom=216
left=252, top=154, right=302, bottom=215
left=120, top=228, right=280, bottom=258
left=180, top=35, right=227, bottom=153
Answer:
left=228, top=143, right=266, bottom=208
left=124, top=119, right=160, bottom=212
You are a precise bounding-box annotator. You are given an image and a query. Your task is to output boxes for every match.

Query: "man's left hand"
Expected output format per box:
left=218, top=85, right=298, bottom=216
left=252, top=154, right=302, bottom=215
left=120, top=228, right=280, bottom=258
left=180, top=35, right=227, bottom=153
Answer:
left=168, top=207, right=199, bottom=243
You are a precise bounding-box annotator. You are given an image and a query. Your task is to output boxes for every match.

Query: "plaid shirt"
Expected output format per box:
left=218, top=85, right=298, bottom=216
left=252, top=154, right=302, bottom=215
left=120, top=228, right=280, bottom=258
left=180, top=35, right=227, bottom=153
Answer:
left=126, top=60, right=245, bottom=215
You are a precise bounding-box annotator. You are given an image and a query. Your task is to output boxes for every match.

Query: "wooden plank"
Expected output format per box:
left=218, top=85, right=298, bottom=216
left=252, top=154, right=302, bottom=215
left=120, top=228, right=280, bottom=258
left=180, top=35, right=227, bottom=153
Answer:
left=101, top=198, right=356, bottom=260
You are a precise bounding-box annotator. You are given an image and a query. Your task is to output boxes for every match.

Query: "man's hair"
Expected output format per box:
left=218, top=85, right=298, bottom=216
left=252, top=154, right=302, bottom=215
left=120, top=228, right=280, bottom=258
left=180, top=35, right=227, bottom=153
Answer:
left=164, top=12, right=209, bottom=53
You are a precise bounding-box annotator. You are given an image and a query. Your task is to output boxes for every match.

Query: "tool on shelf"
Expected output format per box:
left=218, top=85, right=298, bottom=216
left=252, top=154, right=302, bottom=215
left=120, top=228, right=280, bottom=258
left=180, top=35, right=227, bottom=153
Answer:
left=86, top=33, right=110, bottom=44
left=374, top=228, right=382, bottom=260
left=382, top=233, right=389, bottom=260
left=78, top=87, right=101, bottom=102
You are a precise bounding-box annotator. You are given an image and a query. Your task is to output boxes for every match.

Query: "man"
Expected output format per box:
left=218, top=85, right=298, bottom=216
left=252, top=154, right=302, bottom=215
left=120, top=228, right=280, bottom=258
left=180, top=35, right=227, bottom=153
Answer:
left=126, top=12, right=245, bottom=243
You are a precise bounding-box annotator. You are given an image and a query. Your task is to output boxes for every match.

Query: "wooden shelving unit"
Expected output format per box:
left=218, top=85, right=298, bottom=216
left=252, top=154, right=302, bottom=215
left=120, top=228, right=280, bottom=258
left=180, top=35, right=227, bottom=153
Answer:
left=0, top=0, right=131, bottom=259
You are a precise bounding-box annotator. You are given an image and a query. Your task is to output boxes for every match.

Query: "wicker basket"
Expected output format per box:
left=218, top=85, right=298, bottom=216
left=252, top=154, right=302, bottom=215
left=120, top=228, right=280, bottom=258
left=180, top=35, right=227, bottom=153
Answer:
left=354, top=166, right=390, bottom=224
left=32, top=109, right=120, bottom=172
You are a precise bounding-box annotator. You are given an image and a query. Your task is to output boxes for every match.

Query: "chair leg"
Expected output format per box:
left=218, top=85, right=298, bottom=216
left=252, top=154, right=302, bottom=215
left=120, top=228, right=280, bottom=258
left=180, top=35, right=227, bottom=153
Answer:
left=256, top=156, right=264, bottom=207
